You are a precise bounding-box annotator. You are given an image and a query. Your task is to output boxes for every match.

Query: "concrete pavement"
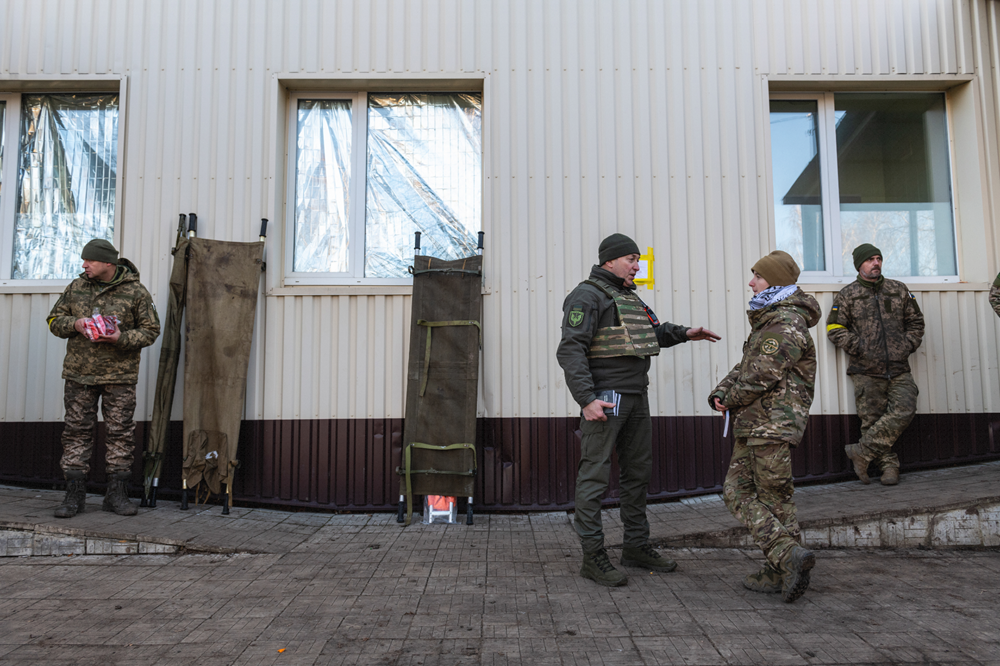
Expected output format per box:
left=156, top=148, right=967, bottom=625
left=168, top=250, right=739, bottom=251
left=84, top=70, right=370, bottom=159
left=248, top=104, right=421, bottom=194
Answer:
left=1, top=462, right=999, bottom=665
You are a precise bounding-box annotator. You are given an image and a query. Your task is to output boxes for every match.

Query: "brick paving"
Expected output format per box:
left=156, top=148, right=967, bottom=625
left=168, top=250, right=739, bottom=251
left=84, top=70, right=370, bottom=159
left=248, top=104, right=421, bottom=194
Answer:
left=0, top=462, right=998, bottom=665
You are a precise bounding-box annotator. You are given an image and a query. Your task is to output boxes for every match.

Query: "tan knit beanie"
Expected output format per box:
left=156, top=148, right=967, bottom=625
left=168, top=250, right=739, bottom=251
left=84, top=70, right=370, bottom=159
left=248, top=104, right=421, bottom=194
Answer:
left=751, top=250, right=800, bottom=287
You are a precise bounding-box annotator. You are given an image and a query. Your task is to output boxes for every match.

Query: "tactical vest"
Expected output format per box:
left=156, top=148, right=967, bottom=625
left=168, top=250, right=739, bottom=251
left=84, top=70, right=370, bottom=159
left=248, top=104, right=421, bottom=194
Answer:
left=584, top=277, right=660, bottom=359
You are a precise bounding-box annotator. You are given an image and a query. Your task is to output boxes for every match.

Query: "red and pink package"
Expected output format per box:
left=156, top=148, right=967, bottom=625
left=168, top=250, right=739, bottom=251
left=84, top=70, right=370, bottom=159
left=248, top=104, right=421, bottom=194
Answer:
left=82, top=314, right=120, bottom=341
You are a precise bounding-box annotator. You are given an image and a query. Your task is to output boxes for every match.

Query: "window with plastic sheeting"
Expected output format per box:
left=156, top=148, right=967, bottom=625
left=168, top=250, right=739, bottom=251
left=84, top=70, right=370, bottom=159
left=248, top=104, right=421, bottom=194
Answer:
left=285, top=91, right=482, bottom=285
left=769, top=92, right=958, bottom=283
left=0, top=93, right=120, bottom=282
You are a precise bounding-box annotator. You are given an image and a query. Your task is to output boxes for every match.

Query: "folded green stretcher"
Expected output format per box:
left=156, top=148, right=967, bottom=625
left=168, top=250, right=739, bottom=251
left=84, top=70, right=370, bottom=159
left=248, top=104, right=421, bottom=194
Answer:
left=397, top=253, right=483, bottom=526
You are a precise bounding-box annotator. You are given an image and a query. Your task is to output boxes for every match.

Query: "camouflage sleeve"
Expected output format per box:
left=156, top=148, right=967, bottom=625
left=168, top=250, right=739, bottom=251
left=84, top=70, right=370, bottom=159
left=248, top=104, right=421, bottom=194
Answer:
left=903, top=288, right=924, bottom=353
left=825, top=291, right=861, bottom=356
left=46, top=286, right=80, bottom=339
left=655, top=321, right=690, bottom=348
left=990, top=272, right=1000, bottom=319
left=556, top=288, right=602, bottom=408
left=708, top=363, right=740, bottom=410
left=116, top=287, right=161, bottom=351
left=721, top=320, right=808, bottom=410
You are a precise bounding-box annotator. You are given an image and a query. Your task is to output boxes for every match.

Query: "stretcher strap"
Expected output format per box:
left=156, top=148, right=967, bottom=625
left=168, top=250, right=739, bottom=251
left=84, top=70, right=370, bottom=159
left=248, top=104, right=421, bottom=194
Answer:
left=398, top=441, right=477, bottom=526
left=415, top=319, right=482, bottom=397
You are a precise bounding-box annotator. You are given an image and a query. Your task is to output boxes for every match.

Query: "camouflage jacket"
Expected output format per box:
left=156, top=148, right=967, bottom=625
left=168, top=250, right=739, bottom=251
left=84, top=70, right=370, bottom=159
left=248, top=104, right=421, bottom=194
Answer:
left=47, top=258, right=161, bottom=385
left=826, top=276, right=924, bottom=378
left=557, top=266, right=689, bottom=408
left=991, top=272, right=1000, bottom=319
left=709, top=289, right=820, bottom=445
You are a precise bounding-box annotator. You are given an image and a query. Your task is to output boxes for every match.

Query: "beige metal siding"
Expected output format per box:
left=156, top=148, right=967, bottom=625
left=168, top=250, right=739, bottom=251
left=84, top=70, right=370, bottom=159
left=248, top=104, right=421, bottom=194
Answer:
left=0, top=0, right=997, bottom=425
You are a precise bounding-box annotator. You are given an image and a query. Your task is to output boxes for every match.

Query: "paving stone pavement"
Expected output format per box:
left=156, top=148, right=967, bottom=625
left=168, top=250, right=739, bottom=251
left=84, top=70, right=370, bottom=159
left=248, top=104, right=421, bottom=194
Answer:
left=0, top=462, right=998, bottom=665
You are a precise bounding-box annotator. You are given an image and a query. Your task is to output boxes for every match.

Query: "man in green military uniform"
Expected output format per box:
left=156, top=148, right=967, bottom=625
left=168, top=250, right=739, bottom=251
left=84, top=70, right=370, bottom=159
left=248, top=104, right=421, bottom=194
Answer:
left=827, top=244, right=924, bottom=486
left=557, top=233, right=720, bottom=587
left=47, top=239, right=161, bottom=518
left=709, top=250, right=819, bottom=603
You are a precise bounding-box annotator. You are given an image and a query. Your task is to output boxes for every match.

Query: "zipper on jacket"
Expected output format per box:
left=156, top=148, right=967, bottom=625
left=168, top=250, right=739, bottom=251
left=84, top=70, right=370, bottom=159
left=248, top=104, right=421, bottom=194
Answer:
left=872, top=282, right=891, bottom=379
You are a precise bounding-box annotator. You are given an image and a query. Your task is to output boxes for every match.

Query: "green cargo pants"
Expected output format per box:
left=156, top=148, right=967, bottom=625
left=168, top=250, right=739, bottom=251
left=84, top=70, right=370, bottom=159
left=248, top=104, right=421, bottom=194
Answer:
left=723, top=437, right=801, bottom=572
left=852, top=372, right=918, bottom=470
left=574, top=392, right=652, bottom=554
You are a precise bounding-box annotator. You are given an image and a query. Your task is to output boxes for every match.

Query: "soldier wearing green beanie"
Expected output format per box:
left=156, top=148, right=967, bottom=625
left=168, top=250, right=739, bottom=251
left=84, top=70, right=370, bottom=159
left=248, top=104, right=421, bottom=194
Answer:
left=826, top=244, right=924, bottom=486
left=46, top=239, right=160, bottom=519
left=557, top=233, right=721, bottom=587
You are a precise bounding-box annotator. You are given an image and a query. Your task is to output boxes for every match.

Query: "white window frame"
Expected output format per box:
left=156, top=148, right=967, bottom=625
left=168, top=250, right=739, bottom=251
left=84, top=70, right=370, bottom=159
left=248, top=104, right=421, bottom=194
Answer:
left=284, top=90, right=484, bottom=287
left=0, top=88, right=125, bottom=290
left=769, top=91, right=960, bottom=285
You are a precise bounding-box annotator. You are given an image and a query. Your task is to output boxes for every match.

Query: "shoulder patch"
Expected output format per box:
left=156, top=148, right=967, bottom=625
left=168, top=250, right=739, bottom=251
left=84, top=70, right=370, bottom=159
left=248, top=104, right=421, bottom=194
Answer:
left=760, top=335, right=781, bottom=355
left=567, top=305, right=585, bottom=328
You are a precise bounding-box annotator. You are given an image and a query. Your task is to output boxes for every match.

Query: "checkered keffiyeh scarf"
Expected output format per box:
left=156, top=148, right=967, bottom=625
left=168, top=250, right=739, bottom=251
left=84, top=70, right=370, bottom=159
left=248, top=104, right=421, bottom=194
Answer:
left=748, top=284, right=798, bottom=311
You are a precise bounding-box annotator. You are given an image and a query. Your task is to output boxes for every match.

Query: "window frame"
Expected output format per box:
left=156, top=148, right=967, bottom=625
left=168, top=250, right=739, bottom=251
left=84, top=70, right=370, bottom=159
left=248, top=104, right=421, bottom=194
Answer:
left=768, top=90, right=961, bottom=285
left=283, top=89, right=483, bottom=287
left=0, top=87, right=126, bottom=290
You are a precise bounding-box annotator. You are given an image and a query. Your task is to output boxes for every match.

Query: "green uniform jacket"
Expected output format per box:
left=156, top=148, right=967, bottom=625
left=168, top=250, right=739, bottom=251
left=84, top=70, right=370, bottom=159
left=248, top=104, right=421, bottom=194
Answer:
left=47, top=258, right=161, bottom=385
left=557, top=266, right=689, bottom=408
left=709, top=289, right=820, bottom=445
left=826, top=276, right=924, bottom=379
left=990, top=272, right=1000, bottom=319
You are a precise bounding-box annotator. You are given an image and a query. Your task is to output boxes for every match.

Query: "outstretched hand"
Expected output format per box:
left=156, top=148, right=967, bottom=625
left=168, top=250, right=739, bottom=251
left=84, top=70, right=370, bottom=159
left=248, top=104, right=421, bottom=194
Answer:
left=687, top=327, right=721, bottom=342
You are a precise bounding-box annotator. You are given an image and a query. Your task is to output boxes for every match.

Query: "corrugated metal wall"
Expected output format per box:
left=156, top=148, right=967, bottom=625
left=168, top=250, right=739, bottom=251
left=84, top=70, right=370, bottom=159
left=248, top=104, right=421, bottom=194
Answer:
left=1, top=0, right=999, bottom=429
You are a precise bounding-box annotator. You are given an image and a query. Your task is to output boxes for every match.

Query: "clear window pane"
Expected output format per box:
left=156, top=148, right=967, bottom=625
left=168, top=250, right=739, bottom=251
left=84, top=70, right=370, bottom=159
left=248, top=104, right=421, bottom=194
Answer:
left=365, top=93, right=482, bottom=278
left=835, top=93, right=956, bottom=277
left=770, top=100, right=825, bottom=272
left=12, top=94, right=118, bottom=280
left=293, top=99, right=353, bottom=273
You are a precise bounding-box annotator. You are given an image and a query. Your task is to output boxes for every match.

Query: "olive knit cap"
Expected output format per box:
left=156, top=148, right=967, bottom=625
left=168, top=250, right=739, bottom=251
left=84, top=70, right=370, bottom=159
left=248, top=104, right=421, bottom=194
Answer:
left=598, top=233, right=641, bottom=265
left=852, top=243, right=881, bottom=271
left=81, top=238, right=119, bottom=265
left=751, top=250, right=800, bottom=287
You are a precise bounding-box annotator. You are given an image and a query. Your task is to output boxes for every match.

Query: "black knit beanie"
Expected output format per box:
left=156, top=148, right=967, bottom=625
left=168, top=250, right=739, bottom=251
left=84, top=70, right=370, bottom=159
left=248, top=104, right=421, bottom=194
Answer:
left=852, top=243, right=881, bottom=271
left=598, top=233, right=641, bottom=264
left=81, top=238, right=119, bottom=265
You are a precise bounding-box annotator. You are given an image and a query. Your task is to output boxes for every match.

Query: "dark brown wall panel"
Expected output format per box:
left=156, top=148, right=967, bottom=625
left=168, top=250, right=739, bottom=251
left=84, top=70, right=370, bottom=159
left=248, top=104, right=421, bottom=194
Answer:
left=2, top=414, right=999, bottom=510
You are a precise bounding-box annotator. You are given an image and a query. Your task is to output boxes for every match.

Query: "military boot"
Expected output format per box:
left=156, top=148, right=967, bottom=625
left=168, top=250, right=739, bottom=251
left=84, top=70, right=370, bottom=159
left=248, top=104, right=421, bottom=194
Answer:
left=54, top=473, right=87, bottom=518
left=881, top=467, right=899, bottom=486
left=743, top=564, right=782, bottom=593
left=779, top=545, right=815, bottom=603
left=580, top=549, right=628, bottom=587
left=844, top=443, right=871, bottom=484
left=102, top=472, right=139, bottom=516
left=620, top=543, right=678, bottom=573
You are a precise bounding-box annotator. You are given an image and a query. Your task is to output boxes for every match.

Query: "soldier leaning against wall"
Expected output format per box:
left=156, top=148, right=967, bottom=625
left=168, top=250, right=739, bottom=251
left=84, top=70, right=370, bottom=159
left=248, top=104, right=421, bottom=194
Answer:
left=826, top=244, right=925, bottom=487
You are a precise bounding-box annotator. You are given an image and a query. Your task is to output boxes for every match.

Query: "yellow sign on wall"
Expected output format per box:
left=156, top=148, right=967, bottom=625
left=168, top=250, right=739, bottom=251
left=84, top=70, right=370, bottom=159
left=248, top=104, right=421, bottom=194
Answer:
left=634, top=247, right=654, bottom=290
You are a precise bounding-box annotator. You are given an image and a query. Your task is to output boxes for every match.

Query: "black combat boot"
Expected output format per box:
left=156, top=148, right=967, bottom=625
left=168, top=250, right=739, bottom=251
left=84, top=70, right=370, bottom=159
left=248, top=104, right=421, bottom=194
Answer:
left=54, top=472, right=87, bottom=518
left=102, top=472, right=139, bottom=516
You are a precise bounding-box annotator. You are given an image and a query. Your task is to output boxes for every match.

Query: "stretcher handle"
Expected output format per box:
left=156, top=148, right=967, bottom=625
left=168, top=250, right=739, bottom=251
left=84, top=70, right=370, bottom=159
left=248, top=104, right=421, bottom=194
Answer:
left=477, top=232, right=485, bottom=252
left=414, top=231, right=422, bottom=252
left=188, top=213, right=198, bottom=238
left=259, top=218, right=268, bottom=241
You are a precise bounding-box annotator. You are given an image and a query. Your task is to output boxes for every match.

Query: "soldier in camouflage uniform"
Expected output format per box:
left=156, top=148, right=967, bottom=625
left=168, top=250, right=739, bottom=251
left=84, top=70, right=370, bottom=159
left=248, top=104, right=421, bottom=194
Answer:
left=46, top=239, right=160, bottom=518
left=827, top=244, right=924, bottom=486
left=557, top=233, right=720, bottom=587
left=990, top=272, right=1000, bottom=319
left=709, top=250, right=819, bottom=603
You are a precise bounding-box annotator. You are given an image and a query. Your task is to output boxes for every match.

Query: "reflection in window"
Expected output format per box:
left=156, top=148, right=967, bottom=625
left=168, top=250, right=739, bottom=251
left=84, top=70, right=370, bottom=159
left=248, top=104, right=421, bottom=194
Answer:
left=835, top=94, right=955, bottom=277
left=770, top=100, right=824, bottom=271
left=294, top=99, right=353, bottom=273
left=366, top=93, right=482, bottom=278
left=12, top=94, right=118, bottom=280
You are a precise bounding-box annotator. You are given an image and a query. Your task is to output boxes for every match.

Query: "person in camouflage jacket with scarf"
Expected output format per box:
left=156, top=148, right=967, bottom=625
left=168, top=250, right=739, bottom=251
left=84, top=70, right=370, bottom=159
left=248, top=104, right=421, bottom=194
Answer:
left=826, top=244, right=924, bottom=487
left=990, top=271, right=1000, bottom=319
left=46, top=239, right=160, bottom=518
left=710, top=250, right=819, bottom=603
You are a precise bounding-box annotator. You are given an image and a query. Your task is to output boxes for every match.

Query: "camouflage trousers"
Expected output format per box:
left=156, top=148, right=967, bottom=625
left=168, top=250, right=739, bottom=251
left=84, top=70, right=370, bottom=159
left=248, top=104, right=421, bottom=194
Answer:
left=574, top=392, right=652, bottom=554
left=852, top=372, right=918, bottom=470
left=723, top=437, right=800, bottom=571
left=61, top=379, right=137, bottom=477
